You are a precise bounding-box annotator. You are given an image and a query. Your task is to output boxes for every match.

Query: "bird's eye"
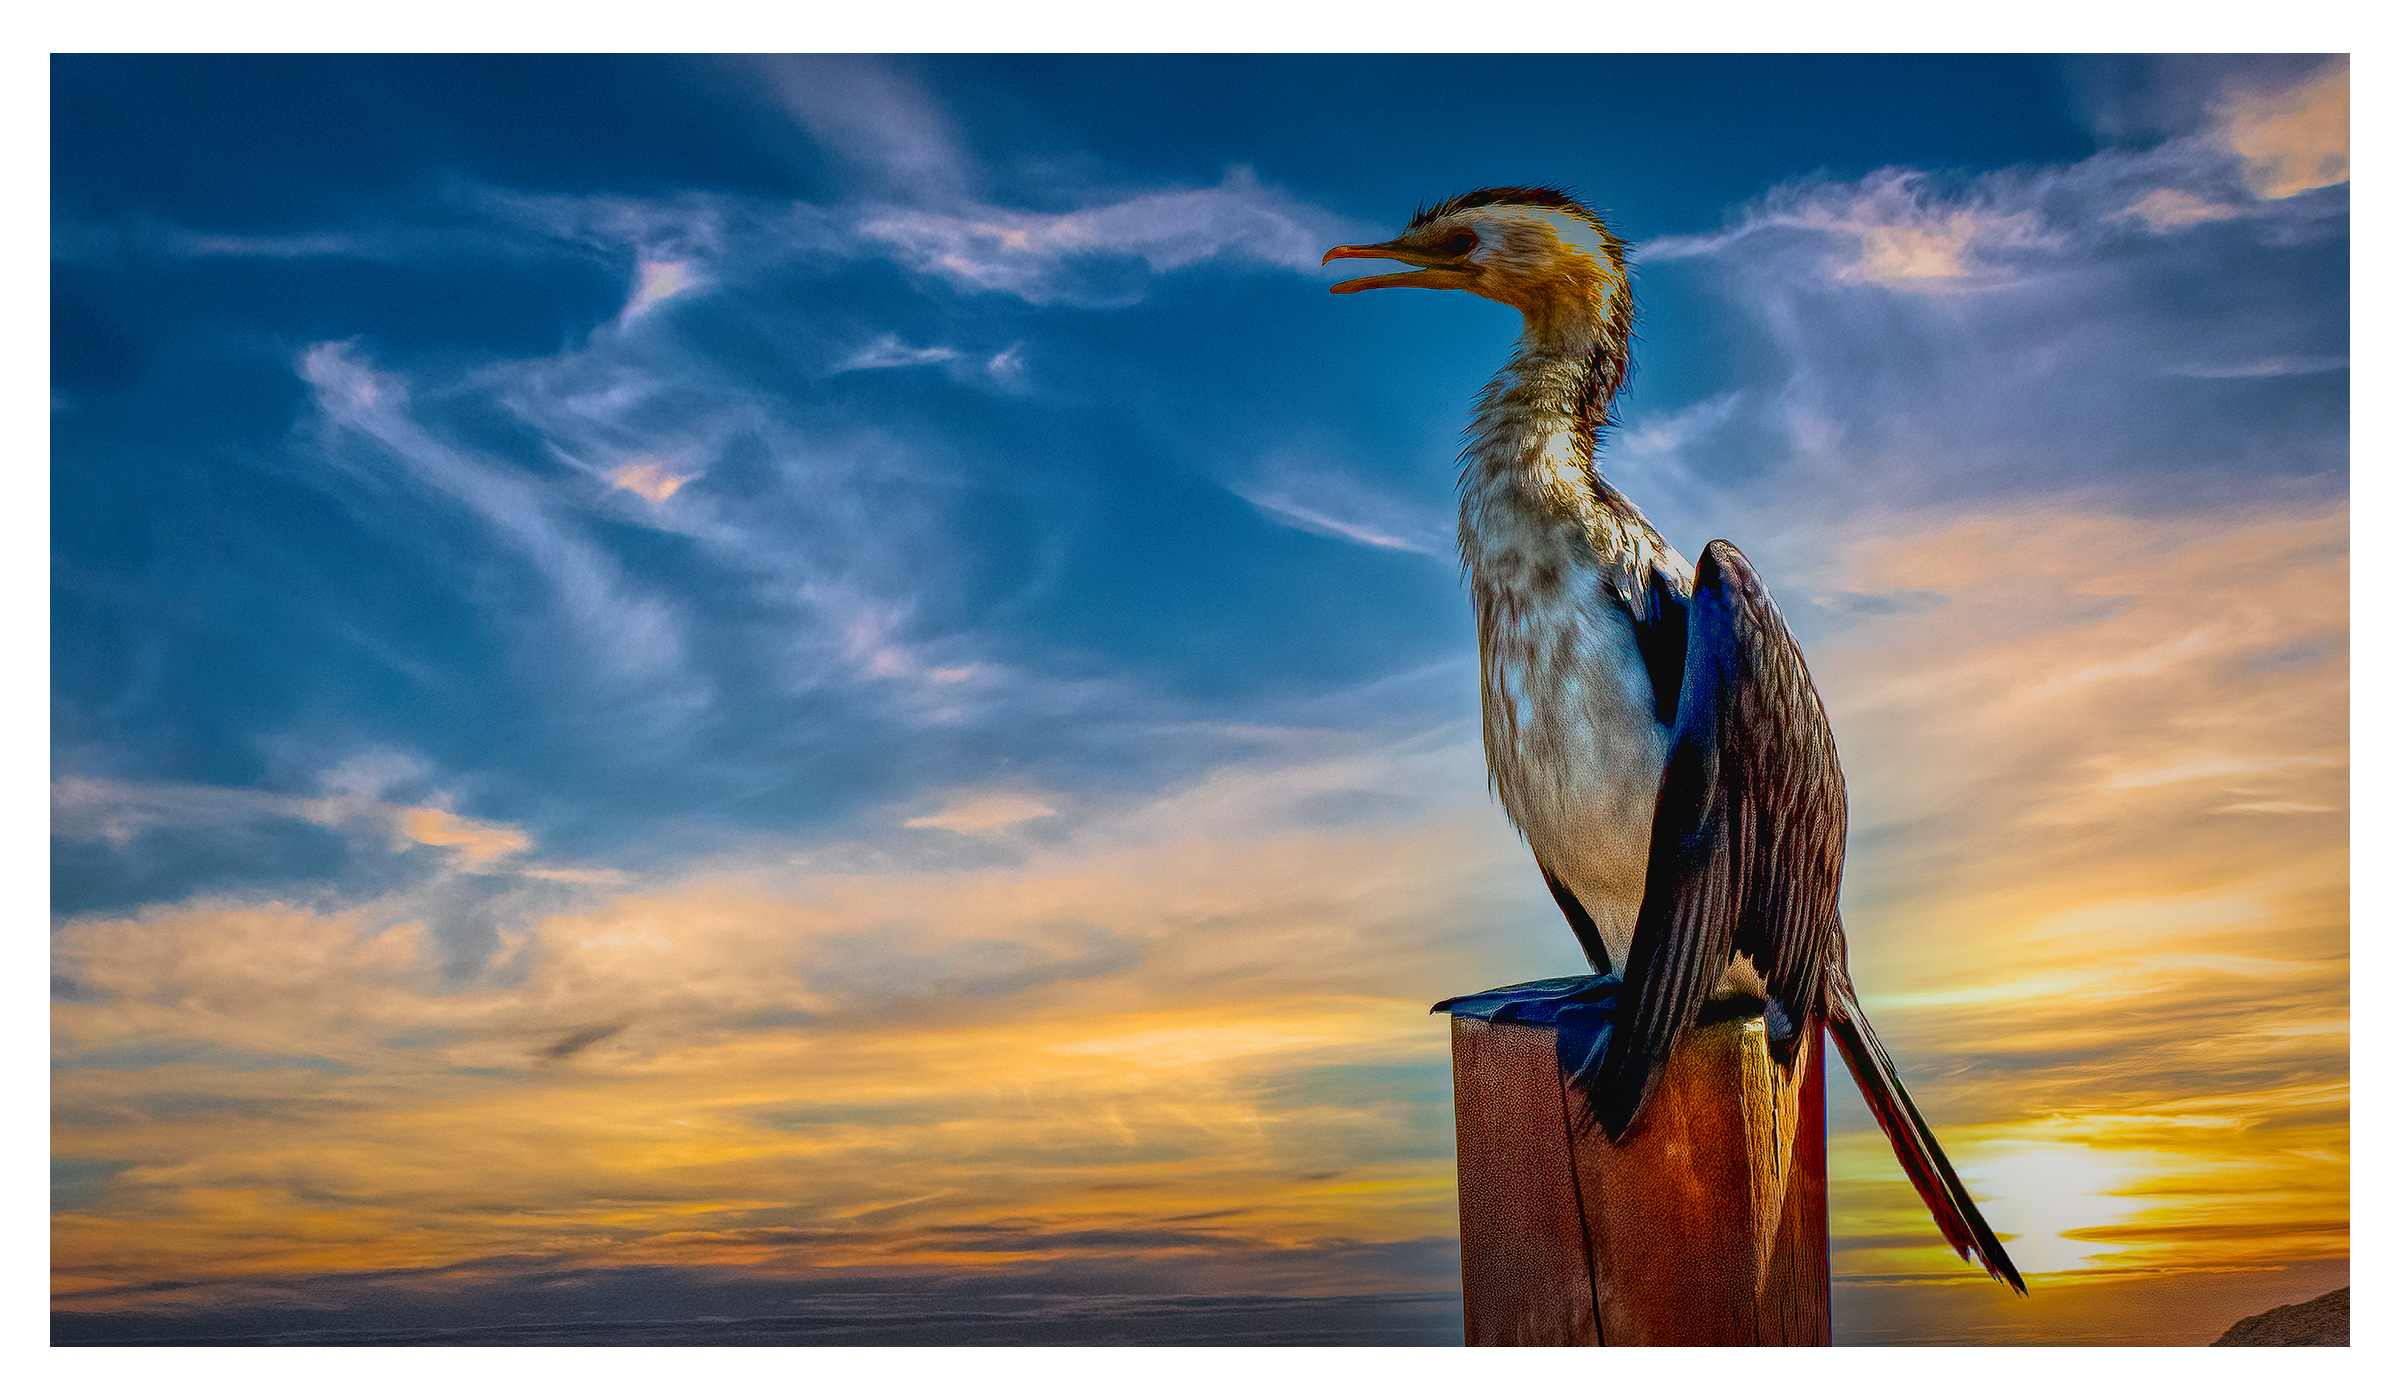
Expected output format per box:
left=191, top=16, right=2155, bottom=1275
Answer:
left=1435, top=231, right=1478, bottom=258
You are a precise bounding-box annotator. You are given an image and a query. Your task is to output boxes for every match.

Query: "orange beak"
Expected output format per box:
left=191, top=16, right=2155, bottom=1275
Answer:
left=1321, top=239, right=1471, bottom=294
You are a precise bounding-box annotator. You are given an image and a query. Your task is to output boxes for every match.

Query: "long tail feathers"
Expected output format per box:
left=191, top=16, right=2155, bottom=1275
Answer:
left=1827, top=977, right=2027, bottom=1295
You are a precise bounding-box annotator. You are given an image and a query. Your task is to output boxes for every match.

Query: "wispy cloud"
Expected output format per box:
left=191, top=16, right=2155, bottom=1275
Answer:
left=833, top=333, right=964, bottom=372
left=1231, top=459, right=1450, bottom=558
left=1647, top=168, right=2061, bottom=290
left=749, top=56, right=978, bottom=199
left=300, top=342, right=695, bottom=686
left=903, top=792, right=1059, bottom=833
left=2112, top=187, right=2242, bottom=232
left=48, top=217, right=511, bottom=267
left=55, top=771, right=543, bottom=877
left=209, top=161, right=1372, bottom=865
left=748, top=57, right=1343, bottom=305
left=1611, top=73, right=2344, bottom=537
left=609, top=460, right=692, bottom=502
left=620, top=259, right=700, bottom=321
left=1643, top=61, right=2345, bottom=300
left=393, top=807, right=533, bottom=869
left=853, top=167, right=1342, bottom=306
left=142, top=62, right=1353, bottom=829
left=66, top=133, right=1343, bottom=324
left=53, top=775, right=319, bottom=847
left=2164, top=353, right=2347, bottom=380
left=2215, top=60, right=2348, bottom=199
left=2097, top=751, right=2335, bottom=792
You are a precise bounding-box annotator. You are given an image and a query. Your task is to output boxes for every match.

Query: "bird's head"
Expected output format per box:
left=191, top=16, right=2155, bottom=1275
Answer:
left=1322, top=186, right=1629, bottom=346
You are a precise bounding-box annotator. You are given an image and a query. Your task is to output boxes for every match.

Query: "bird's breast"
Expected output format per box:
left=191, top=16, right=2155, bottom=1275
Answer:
left=1472, top=546, right=1670, bottom=974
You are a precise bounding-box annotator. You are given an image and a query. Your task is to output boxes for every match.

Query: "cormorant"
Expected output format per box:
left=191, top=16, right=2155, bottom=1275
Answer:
left=1326, top=187, right=2023, bottom=1293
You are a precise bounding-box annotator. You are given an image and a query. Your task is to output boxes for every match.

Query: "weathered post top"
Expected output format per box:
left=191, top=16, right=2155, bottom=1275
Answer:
left=1439, top=977, right=1829, bottom=1347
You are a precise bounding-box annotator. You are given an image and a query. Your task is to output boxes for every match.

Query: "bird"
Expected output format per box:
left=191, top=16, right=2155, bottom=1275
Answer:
left=1324, top=186, right=2024, bottom=1294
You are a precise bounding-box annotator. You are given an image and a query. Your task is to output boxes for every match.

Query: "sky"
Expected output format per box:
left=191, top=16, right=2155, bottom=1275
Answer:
left=48, top=53, right=2349, bottom=1346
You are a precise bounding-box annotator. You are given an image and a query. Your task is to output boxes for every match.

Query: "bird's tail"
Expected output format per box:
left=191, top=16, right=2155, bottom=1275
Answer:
left=1826, top=974, right=2027, bottom=1295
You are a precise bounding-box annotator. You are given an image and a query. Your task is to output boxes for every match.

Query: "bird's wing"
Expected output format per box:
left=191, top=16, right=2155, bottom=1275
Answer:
left=1584, top=540, right=1846, bottom=1140
left=1540, top=860, right=1615, bottom=977
left=1627, top=563, right=1689, bottom=728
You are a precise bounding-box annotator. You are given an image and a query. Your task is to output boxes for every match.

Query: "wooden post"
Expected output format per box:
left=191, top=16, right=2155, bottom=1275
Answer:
left=1449, top=1012, right=1828, bottom=1346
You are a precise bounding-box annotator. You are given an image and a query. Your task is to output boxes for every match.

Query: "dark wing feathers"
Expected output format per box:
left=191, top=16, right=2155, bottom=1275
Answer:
left=1575, top=541, right=2023, bottom=1290
left=1584, top=540, right=1847, bottom=1140
left=1628, top=567, right=1689, bottom=727
left=1540, top=860, right=1615, bottom=978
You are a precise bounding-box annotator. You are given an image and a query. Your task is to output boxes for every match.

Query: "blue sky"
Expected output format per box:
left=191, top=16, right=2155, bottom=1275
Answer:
left=51, top=53, right=2347, bottom=1345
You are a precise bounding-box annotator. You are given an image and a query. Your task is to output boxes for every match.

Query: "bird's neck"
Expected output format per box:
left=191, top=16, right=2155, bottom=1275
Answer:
left=1457, top=310, right=1683, bottom=607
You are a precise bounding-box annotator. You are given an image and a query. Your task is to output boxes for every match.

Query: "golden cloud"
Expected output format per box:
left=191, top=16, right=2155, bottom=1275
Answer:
left=395, top=806, right=534, bottom=868
left=2217, top=62, right=2349, bottom=200
left=610, top=460, right=692, bottom=504
left=2116, top=188, right=2244, bottom=232
left=903, top=792, right=1059, bottom=833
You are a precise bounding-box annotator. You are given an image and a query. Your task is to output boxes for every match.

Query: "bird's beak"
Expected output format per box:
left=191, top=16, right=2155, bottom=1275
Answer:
left=1321, top=239, right=1471, bottom=294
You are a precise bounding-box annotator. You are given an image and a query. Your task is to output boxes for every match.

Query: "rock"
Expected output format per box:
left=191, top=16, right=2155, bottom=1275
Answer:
left=2210, top=1286, right=2348, bottom=1346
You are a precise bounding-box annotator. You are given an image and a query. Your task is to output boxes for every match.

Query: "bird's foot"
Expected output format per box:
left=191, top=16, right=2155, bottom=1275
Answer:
left=1432, top=973, right=1622, bottom=1093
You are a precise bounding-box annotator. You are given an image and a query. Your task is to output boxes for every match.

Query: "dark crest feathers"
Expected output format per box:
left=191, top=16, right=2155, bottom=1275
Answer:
left=1409, top=185, right=1587, bottom=230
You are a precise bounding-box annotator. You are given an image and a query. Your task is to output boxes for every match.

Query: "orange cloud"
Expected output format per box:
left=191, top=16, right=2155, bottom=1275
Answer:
left=903, top=792, right=1058, bottom=833
left=610, top=460, right=691, bottom=503
left=2217, top=61, right=2349, bottom=199
left=395, top=806, right=533, bottom=868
